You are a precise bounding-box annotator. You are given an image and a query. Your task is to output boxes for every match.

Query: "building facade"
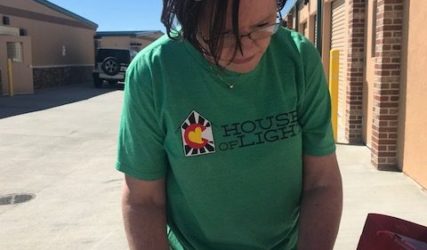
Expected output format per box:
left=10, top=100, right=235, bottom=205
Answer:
left=0, top=0, right=97, bottom=94
left=286, top=0, right=427, bottom=188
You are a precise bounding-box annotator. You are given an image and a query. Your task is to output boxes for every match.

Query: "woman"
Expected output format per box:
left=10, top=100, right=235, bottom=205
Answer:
left=116, top=0, right=343, bottom=249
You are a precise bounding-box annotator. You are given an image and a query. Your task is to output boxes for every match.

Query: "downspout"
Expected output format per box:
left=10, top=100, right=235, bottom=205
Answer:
left=295, top=2, right=299, bottom=32
left=316, top=0, right=323, bottom=55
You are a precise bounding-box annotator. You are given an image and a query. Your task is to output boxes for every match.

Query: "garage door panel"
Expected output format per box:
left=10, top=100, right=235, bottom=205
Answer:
left=331, top=0, right=346, bottom=137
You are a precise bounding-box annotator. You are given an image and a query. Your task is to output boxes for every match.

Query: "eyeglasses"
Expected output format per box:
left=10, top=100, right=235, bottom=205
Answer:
left=218, top=23, right=281, bottom=48
left=201, top=11, right=283, bottom=48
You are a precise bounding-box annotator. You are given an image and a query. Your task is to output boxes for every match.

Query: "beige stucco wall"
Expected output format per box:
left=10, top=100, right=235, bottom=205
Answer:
left=97, top=37, right=153, bottom=51
left=1, top=1, right=96, bottom=90
left=400, top=0, right=427, bottom=188
left=8, top=16, right=95, bottom=66
left=1, top=1, right=96, bottom=67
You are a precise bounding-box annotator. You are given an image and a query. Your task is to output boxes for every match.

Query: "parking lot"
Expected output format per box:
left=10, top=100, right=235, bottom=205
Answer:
left=1, top=83, right=427, bottom=250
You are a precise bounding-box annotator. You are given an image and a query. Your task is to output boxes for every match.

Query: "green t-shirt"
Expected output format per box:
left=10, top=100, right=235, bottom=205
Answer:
left=116, top=27, right=335, bottom=250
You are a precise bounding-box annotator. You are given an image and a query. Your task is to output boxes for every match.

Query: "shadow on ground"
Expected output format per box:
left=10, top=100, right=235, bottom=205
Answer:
left=0, top=82, right=123, bottom=119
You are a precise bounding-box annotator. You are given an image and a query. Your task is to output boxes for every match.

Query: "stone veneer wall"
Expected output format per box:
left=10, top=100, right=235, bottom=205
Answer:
left=33, top=66, right=93, bottom=89
left=0, top=69, right=3, bottom=95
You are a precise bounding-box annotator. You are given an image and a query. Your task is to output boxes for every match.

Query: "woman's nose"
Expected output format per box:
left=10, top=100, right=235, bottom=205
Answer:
left=238, top=36, right=255, bottom=55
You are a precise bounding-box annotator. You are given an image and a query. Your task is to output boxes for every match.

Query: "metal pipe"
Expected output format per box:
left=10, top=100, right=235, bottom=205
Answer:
left=329, top=49, right=340, bottom=141
left=7, top=58, right=14, bottom=97
left=316, top=0, right=323, bottom=55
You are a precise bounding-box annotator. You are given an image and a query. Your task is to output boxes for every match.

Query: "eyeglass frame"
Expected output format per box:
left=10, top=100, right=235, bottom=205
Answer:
left=200, top=10, right=283, bottom=48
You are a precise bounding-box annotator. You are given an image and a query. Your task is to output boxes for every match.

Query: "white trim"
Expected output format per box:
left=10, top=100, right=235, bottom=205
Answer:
left=31, top=64, right=93, bottom=69
left=0, top=25, right=20, bottom=36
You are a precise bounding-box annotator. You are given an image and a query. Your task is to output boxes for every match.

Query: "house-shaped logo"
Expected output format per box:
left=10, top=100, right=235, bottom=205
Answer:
left=181, top=111, right=215, bottom=157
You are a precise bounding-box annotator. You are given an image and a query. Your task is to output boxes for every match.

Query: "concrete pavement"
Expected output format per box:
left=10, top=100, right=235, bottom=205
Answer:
left=334, top=144, right=427, bottom=249
left=0, top=84, right=126, bottom=250
left=1, top=83, right=426, bottom=250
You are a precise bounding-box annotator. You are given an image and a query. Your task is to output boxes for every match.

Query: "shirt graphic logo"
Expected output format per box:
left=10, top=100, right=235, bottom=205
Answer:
left=181, top=111, right=215, bottom=157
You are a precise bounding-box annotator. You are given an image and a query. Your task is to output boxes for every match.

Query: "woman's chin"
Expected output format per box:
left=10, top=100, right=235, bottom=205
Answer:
left=223, top=58, right=260, bottom=74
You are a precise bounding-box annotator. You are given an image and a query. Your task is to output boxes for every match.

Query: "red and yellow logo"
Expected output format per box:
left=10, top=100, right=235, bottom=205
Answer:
left=181, top=111, right=215, bottom=157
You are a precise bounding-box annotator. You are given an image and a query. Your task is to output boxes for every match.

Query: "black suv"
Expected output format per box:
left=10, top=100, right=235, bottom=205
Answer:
left=92, top=48, right=136, bottom=88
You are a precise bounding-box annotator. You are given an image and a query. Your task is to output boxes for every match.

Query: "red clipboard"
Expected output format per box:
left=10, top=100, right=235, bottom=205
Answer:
left=357, top=213, right=427, bottom=250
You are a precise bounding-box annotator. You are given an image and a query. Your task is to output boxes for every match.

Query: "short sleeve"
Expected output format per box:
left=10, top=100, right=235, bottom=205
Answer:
left=297, top=38, right=336, bottom=156
left=115, top=56, right=168, bottom=180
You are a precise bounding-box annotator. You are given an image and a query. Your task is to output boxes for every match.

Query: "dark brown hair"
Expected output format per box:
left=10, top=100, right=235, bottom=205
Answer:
left=161, top=0, right=287, bottom=66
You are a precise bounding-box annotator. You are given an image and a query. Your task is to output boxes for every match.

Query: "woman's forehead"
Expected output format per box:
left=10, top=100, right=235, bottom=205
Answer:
left=225, top=0, right=277, bottom=26
left=198, top=0, right=277, bottom=32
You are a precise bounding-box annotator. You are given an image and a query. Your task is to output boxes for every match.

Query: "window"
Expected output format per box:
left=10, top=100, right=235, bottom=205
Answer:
left=7, top=42, right=23, bottom=63
left=2, top=16, right=10, bottom=25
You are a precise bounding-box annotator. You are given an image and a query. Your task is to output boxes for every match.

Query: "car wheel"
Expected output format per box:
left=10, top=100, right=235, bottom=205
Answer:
left=101, top=57, right=120, bottom=76
left=93, top=74, right=103, bottom=88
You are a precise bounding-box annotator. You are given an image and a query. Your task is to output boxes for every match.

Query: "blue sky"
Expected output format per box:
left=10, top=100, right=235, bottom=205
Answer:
left=48, top=0, right=165, bottom=32
left=48, top=0, right=295, bottom=32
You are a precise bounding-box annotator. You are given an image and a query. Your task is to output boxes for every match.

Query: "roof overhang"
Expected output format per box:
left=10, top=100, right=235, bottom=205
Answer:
left=33, top=0, right=98, bottom=29
left=95, top=31, right=164, bottom=40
